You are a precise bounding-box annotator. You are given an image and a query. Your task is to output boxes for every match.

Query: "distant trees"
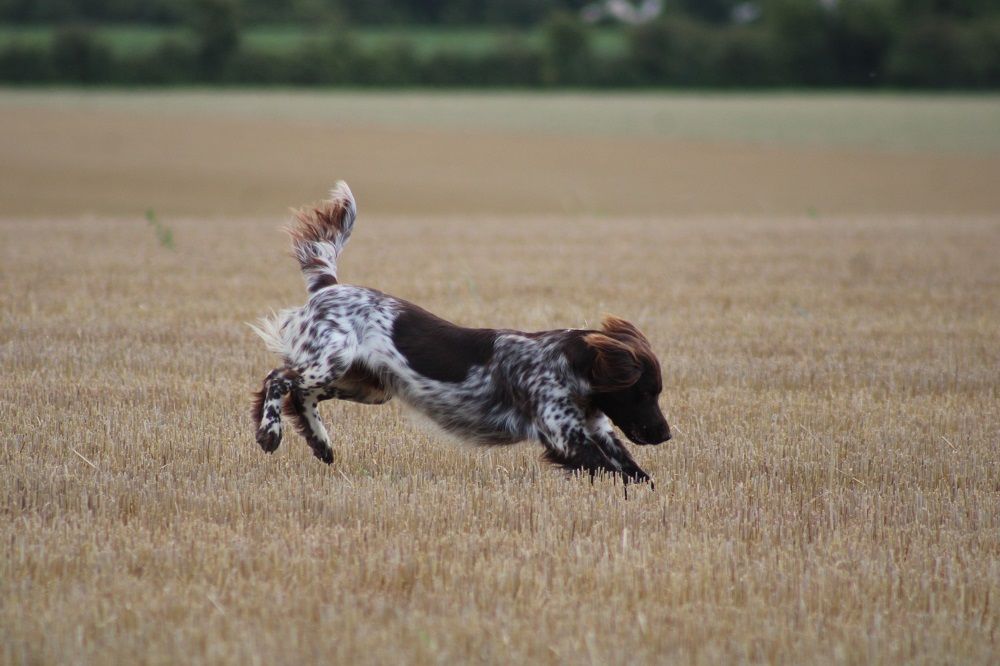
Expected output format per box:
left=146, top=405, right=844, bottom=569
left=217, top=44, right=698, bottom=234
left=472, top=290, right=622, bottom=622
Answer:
left=50, top=25, right=114, bottom=82
left=0, top=0, right=589, bottom=25
left=190, top=0, right=241, bottom=77
left=542, top=11, right=593, bottom=84
left=1, top=0, right=998, bottom=28
left=887, top=17, right=1000, bottom=87
left=672, top=0, right=741, bottom=24
left=0, top=0, right=997, bottom=88
left=0, top=0, right=184, bottom=23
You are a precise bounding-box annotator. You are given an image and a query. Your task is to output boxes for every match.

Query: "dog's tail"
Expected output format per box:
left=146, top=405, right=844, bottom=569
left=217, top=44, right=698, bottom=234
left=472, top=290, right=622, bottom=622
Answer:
left=286, top=181, right=357, bottom=294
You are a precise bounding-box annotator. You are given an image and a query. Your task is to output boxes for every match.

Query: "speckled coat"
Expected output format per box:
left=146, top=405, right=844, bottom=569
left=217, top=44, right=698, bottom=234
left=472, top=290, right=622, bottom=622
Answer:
left=251, top=182, right=671, bottom=485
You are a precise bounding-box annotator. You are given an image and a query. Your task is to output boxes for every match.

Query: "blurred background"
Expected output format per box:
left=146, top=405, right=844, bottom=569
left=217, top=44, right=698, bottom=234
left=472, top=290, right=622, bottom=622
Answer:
left=0, top=0, right=997, bottom=88
left=1, top=0, right=998, bottom=220
left=3, top=4, right=1000, bottom=665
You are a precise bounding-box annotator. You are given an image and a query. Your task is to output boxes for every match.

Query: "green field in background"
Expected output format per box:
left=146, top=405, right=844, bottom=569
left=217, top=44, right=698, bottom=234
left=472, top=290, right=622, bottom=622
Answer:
left=0, top=24, right=629, bottom=57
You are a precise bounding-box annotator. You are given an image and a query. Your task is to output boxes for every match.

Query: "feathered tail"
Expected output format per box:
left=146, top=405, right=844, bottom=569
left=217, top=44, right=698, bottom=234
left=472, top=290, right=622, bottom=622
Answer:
left=286, top=181, right=357, bottom=293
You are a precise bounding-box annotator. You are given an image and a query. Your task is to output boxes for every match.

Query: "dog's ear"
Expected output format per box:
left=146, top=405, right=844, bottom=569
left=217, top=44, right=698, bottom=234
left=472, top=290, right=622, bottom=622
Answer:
left=580, top=333, right=642, bottom=392
left=601, top=315, right=648, bottom=343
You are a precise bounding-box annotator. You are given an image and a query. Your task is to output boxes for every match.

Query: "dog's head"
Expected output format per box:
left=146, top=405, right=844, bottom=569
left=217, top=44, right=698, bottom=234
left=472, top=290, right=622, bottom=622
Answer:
left=570, top=316, right=671, bottom=445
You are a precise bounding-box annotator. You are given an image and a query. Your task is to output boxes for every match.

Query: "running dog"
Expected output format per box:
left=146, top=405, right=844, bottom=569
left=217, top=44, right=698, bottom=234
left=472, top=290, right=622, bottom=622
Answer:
left=251, top=182, right=670, bottom=484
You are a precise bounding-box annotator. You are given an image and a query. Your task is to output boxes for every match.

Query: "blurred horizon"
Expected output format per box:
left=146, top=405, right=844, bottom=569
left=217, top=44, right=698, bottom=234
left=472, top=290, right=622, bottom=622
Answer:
left=2, top=89, right=998, bottom=219
left=0, top=0, right=998, bottom=88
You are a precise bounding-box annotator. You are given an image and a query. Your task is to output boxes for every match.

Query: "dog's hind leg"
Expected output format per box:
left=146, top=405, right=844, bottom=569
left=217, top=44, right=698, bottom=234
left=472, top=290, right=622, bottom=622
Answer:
left=256, top=318, right=359, bottom=463
left=252, top=368, right=299, bottom=453
left=284, top=388, right=335, bottom=464
left=282, top=353, right=358, bottom=464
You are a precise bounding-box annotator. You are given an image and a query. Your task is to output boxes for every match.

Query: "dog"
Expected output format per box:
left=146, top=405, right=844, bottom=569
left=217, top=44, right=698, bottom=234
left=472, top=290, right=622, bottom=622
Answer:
left=251, top=182, right=671, bottom=485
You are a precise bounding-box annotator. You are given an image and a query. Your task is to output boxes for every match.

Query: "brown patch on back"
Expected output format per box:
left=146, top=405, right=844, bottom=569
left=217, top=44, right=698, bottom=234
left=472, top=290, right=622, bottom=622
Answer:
left=391, top=301, right=496, bottom=383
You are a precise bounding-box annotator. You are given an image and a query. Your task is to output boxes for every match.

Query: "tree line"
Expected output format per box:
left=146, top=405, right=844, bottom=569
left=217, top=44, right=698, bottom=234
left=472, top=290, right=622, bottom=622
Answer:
left=1, top=0, right=997, bottom=88
left=3, top=0, right=997, bottom=26
left=3, top=0, right=589, bottom=25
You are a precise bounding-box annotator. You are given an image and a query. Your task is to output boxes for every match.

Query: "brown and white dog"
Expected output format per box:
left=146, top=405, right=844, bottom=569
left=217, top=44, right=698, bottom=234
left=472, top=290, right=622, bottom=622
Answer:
left=251, top=183, right=671, bottom=484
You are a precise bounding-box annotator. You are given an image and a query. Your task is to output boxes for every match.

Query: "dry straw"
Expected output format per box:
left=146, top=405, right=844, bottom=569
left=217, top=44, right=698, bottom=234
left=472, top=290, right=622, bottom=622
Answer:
left=2, top=213, right=998, bottom=664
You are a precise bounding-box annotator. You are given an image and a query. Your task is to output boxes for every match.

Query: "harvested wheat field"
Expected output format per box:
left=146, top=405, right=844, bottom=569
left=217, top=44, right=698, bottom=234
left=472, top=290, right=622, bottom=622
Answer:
left=2, top=92, right=1000, bottom=664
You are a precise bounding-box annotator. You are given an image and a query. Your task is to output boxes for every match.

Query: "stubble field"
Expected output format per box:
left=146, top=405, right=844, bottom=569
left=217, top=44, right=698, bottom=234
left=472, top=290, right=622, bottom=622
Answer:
left=1, top=91, right=999, bottom=664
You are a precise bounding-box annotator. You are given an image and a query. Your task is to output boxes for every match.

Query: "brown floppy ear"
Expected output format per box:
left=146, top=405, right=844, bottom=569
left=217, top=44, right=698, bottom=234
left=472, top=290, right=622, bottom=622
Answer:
left=601, top=315, right=649, bottom=343
left=583, top=333, right=642, bottom=392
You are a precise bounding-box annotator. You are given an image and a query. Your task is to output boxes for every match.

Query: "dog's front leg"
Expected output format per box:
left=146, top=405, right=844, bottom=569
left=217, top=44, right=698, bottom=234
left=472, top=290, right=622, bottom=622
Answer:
left=589, top=432, right=651, bottom=486
left=586, top=414, right=652, bottom=486
left=537, top=404, right=649, bottom=485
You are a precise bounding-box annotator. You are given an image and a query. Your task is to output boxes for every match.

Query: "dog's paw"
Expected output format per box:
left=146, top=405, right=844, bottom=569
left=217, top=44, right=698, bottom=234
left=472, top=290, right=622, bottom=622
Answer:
left=623, top=468, right=652, bottom=486
left=311, top=445, right=334, bottom=465
left=256, top=425, right=282, bottom=453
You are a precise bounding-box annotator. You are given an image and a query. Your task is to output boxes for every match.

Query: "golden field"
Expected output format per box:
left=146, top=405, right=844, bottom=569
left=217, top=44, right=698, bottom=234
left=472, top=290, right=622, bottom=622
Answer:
left=1, top=91, right=999, bottom=664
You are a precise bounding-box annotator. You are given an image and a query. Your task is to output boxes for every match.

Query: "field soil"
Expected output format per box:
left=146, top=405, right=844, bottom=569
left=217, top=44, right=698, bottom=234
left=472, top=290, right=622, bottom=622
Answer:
left=2, top=92, right=999, bottom=664
left=2, top=92, right=999, bottom=218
